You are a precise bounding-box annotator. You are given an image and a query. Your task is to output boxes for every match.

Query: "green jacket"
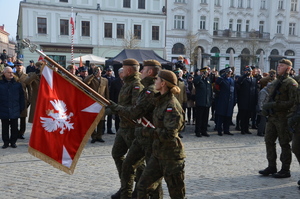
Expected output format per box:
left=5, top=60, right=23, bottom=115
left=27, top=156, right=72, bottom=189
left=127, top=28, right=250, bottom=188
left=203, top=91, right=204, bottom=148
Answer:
left=152, top=91, right=186, bottom=160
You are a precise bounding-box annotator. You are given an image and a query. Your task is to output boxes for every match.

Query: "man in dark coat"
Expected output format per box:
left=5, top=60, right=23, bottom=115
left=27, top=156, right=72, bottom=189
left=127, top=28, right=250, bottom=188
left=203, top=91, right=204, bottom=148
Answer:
left=193, top=66, right=212, bottom=137
left=236, top=66, right=258, bottom=134
left=215, top=67, right=236, bottom=136
left=0, top=67, right=25, bottom=148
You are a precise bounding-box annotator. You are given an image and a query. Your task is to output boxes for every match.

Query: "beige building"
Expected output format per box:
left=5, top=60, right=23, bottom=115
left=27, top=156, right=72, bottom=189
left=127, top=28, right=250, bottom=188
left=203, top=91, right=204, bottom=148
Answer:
left=0, top=25, right=16, bottom=60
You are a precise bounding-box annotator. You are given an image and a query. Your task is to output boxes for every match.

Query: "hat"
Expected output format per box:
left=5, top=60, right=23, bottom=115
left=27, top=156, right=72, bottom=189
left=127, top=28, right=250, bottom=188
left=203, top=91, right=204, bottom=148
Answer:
left=244, top=66, right=252, bottom=72
left=29, top=60, right=34, bottom=63
left=220, top=67, right=232, bottom=75
left=35, top=61, right=43, bottom=68
left=200, top=66, right=208, bottom=72
left=3, top=49, right=6, bottom=52
left=106, top=66, right=113, bottom=71
left=158, top=69, right=177, bottom=86
left=143, top=59, right=161, bottom=67
left=78, top=67, right=88, bottom=72
left=14, top=60, right=23, bottom=66
left=122, top=58, right=139, bottom=66
left=279, top=59, right=292, bottom=67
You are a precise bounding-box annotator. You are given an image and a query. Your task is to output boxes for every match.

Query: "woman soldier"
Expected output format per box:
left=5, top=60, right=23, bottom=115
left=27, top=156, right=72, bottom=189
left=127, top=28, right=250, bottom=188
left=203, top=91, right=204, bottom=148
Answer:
left=137, top=69, right=186, bottom=199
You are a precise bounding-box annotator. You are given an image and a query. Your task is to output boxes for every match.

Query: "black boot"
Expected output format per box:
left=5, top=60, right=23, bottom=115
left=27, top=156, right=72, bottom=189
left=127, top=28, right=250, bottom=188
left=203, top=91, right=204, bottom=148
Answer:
left=259, top=167, right=277, bottom=176
left=111, top=189, right=121, bottom=199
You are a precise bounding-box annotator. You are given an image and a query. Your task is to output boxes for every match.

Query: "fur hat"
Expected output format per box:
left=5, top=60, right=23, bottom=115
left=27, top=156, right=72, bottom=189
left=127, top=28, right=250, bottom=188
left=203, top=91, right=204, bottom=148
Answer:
left=122, top=58, right=139, bottom=66
left=143, top=59, right=161, bottom=67
left=279, top=59, right=292, bottom=67
left=158, top=70, right=177, bottom=86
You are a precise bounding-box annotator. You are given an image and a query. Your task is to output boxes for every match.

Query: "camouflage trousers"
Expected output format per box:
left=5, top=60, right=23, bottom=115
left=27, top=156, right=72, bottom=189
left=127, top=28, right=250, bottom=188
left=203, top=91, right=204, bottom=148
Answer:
left=112, top=127, right=135, bottom=179
left=292, top=126, right=300, bottom=164
left=120, top=136, right=163, bottom=199
left=265, top=115, right=292, bottom=171
left=137, top=156, right=185, bottom=199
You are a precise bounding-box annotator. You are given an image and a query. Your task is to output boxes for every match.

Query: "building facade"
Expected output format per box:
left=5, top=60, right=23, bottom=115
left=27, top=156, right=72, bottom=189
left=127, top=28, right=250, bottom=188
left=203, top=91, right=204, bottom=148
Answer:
left=166, top=0, right=300, bottom=74
left=0, top=25, right=16, bottom=60
left=17, top=0, right=166, bottom=67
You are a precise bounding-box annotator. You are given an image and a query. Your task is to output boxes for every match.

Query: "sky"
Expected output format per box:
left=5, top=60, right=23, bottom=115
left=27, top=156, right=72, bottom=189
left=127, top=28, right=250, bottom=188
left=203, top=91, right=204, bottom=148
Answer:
left=0, top=0, right=22, bottom=41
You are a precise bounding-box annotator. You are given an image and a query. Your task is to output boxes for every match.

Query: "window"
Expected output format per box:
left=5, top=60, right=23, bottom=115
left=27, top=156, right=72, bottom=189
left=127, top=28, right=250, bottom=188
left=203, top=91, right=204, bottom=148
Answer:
left=48, top=55, right=66, bottom=68
left=213, top=18, right=219, bottom=31
left=60, top=19, right=69, bottom=35
left=175, top=0, right=185, bottom=2
left=200, top=16, right=206, bottom=30
left=123, top=0, right=131, bottom=8
left=82, top=21, right=90, bottom=36
left=138, top=0, right=145, bottom=9
left=134, top=25, right=141, bottom=39
left=59, top=0, right=68, bottom=2
left=214, top=0, right=220, bottom=6
left=104, top=23, right=112, bottom=38
left=289, top=23, right=296, bottom=35
left=172, top=43, right=185, bottom=54
left=237, top=19, right=242, bottom=32
left=278, top=0, right=284, bottom=9
left=238, top=0, right=243, bottom=8
left=201, top=0, right=207, bottom=3
left=117, top=24, right=124, bottom=39
left=230, top=0, right=234, bottom=7
left=259, top=21, right=264, bottom=33
left=291, top=0, right=298, bottom=11
left=247, top=0, right=251, bottom=8
left=152, top=26, right=159, bottom=40
left=174, top=15, right=185, bottom=29
left=246, top=20, right=250, bottom=32
left=277, top=21, right=282, bottom=33
left=285, top=50, right=295, bottom=56
left=37, top=17, right=47, bottom=34
left=229, top=19, right=233, bottom=30
left=260, top=0, right=266, bottom=9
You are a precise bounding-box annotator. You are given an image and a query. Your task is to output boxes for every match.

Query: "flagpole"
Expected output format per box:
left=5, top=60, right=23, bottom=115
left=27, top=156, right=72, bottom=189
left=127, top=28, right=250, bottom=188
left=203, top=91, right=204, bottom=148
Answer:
left=71, top=7, right=74, bottom=64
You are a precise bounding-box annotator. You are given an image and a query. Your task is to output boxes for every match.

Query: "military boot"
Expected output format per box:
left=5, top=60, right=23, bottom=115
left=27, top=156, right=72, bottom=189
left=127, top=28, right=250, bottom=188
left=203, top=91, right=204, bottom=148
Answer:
left=111, top=189, right=121, bottom=199
left=272, top=169, right=291, bottom=178
left=258, top=167, right=277, bottom=176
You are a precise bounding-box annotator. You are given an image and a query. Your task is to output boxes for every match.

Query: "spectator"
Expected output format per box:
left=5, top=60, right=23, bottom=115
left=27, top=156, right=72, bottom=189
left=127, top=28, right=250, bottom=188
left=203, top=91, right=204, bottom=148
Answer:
left=0, top=49, right=8, bottom=62
left=26, top=60, right=36, bottom=74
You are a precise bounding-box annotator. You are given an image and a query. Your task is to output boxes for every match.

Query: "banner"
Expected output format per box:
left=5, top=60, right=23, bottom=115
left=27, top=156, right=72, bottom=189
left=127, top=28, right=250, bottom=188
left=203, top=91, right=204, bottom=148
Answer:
left=28, top=66, right=104, bottom=174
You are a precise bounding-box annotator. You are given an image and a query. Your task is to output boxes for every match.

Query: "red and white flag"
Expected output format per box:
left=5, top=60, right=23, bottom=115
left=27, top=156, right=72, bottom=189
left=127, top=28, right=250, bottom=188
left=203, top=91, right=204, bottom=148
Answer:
left=38, top=49, right=45, bottom=62
left=70, top=13, right=75, bottom=35
left=184, top=58, right=190, bottom=65
left=28, top=66, right=104, bottom=174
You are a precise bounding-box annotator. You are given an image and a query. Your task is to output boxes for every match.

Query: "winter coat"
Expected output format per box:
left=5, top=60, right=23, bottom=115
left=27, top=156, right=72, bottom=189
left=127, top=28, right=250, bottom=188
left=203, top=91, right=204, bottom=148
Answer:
left=236, top=75, right=258, bottom=111
left=0, top=76, right=25, bottom=119
left=193, top=75, right=212, bottom=107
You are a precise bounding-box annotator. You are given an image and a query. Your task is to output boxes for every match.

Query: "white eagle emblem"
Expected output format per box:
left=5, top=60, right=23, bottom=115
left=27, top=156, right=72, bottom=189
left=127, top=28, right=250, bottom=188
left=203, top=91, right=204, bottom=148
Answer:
left=40, top=99, right=74, bottom=134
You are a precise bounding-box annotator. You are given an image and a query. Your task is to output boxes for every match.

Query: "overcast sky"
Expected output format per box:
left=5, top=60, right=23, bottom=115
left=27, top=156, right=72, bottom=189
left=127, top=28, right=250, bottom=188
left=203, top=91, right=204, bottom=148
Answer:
left=0, top=0, right=22, bottom=40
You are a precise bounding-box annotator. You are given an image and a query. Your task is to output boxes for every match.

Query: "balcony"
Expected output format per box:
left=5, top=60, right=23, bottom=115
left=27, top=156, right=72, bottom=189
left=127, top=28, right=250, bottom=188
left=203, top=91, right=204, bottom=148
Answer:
left=212, top=29, right=270, bottom=41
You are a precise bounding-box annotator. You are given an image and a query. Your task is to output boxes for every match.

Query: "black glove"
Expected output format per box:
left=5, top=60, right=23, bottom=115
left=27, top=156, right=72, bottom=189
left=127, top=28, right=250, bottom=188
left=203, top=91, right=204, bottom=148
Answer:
left=107, top=100, right=121, bottom=112
left=262, top=102, right=275, bottom=110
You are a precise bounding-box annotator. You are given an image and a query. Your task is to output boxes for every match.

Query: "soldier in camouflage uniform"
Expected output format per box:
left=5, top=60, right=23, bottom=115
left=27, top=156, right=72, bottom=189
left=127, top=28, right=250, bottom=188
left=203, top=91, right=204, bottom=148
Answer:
left=110, top=58, right=144, bottom=199
left=137, top=70, right=186, bottom=199
left=109, top=60, right=162, bottom=199
left=259, top=59, right=298, bottom=178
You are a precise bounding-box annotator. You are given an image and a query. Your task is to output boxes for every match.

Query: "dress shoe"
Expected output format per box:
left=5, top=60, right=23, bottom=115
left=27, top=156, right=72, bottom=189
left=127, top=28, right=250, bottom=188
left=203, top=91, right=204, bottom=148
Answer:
left=2, top=144, right=9, bottom=149
left=272, top=170, right=291, bottom=178
left=298, top=180, right=300, bottom=186
left=251, top=125, right=258, bottom=129
left=241, top=131, right=245, bottom=135
left=195, top=133, right=202, bottom=137
left=96, top=138, right=105, bottom=143
left=91, top=139, right=96, bottom=143
left=259, top=167, right=277, bottom=176
left=245, top=131, right=252, bottom=134
left=224, top=132, right=234, bottom=135
left=107, top=130, right=115, bottom=134
left=235, top=126, right=241, bottom=131
left=218, top=132, right=223, bottom=136
left=178, top=134, right=183, bottom=138
left=186, top=121, right=191, bottom=125
left=257, top=133, right=264, bottom=137
left=111, top=190, right=121, bottom=199
left=10, top=144, right=17, bottom=148
left=18, top=135, right=25, bottom=139
left=201, top=133, right=210, bottom=137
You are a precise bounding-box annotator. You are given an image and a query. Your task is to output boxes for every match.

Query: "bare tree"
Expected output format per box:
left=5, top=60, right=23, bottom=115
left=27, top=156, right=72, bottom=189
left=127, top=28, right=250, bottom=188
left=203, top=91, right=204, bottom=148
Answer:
left=122, top=30, right=141, bottom=49
left=184, top=32, right=198, bottom=66
left=247, top=40, right=259, bottom=65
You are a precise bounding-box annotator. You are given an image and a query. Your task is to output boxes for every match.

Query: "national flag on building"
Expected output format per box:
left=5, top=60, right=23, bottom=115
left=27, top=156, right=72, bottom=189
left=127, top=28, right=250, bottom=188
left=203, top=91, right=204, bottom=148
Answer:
left=28, top=65, right=104, bottom=174
left=70, top=13, right=75, bottom=35
left=184, top=58, right=190, bottom=65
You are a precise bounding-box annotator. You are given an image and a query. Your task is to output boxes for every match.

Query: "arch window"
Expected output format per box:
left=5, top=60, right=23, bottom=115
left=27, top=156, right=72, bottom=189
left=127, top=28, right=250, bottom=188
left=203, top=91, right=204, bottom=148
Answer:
left=172, top=43, right=185, bottom=54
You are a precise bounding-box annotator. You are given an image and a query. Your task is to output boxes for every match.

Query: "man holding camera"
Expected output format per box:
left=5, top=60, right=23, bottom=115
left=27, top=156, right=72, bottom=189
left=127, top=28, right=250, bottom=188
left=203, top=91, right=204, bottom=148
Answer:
left=259, top=59, right=298, bottom=178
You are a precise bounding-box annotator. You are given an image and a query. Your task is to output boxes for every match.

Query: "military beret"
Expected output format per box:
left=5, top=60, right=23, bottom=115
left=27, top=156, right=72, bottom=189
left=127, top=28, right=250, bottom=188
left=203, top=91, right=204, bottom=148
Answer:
left=14, top=60, right=23, bottom=66
left=143, top=59, right=161, bottom=67
left=122, top=58, right=139, bottom=66
left=158, top=69, right=177, bottom=86
left=279, top=59, right=292, bottom=67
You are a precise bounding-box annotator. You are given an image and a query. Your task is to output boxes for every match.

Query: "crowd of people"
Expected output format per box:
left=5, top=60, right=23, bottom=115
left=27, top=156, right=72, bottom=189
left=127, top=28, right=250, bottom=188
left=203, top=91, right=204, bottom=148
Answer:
left=2, top=50, right=300, bottom=198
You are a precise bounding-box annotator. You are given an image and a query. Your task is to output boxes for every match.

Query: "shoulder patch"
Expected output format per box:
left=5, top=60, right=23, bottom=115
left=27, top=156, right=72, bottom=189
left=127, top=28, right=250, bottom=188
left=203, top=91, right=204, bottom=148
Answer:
left=166, top=108, right=173, bottom=112
left=146, top=90, right=151, bottom=94
left=134, top=86, right=140, bottom=90
left=293, top=83, right=297, bottom=86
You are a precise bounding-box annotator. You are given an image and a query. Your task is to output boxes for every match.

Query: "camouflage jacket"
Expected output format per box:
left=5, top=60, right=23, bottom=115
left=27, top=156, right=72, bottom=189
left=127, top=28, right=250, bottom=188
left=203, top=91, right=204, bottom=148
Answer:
left=118, top=72, right=144, bottom=128
left=152, top=91, right=186, bottom=160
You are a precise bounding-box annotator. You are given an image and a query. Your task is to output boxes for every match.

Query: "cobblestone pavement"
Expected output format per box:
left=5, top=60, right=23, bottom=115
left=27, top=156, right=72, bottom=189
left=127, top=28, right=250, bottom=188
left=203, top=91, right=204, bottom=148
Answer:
left=1, top=112, right=300, bottom=199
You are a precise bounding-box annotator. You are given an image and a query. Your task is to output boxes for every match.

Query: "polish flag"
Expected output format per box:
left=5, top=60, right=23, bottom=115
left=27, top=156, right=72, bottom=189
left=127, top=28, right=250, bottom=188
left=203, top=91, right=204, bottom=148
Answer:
left=28, top=66, right=104, bottom=174
left=184, top=58, right=190, bottom=65
left=70, top=14, right=75, bottom=35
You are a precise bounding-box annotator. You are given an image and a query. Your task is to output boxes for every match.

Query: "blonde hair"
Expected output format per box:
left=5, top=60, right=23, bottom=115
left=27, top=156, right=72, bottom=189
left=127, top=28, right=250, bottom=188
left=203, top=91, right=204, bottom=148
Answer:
left=164, top=80, right=181, bottom=94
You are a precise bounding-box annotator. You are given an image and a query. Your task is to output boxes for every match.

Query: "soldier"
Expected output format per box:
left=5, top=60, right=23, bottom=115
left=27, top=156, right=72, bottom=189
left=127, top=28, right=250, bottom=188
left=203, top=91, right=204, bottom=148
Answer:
left=259, top=59, right=298, bottom=178
left=109, top=59, right=162, bottom=199
left=137, top=69, right=186, bottom=198
left=109, top=58, right=144, bottom=199
left=84, top=66, right=109, bottom=143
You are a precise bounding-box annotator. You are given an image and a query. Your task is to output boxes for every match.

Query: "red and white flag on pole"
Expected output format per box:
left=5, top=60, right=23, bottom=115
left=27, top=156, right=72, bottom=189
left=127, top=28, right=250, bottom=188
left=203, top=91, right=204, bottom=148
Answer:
left=184, top=58, right=190, bottom=65
left=38, top=49, right=45, bottom=62
left=70, top=13, right=75, bottom=35
left=28, top=66, right=104, bottom=174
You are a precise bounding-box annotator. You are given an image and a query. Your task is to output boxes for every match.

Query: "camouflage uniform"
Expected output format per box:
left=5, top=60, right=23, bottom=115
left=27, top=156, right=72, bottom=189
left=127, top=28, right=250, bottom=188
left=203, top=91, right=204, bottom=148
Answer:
left=116, top=76, right=162, bottom=199
left=263, top=74, right=298, bottom=172
left=137, top=91, right=186, bottom=199
left=111, top=72, right=143, bottom=180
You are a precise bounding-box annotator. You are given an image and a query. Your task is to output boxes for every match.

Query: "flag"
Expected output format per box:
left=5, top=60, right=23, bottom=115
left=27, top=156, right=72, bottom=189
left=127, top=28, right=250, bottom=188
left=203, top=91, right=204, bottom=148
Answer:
left=38, top=49, right=45, bottom=62
left=70, top=13, right=75, bottom=35
left=28, top=66, right=104, bottom=174
left=79, top=56, right=83, bottom=67
left=184, top=58, right=190, bottom=65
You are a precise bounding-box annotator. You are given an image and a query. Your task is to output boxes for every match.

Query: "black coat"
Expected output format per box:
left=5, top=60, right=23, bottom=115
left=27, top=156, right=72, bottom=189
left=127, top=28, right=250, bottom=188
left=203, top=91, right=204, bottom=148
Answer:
left=193, top=75, right=212, bottom=107
left=0, top=76, right=25, bottom=119
left=110, top=77, right=123, bottom=103
left=215, top=76, right=236, bottom=117
left=236, top=75, right=258, bottom=110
